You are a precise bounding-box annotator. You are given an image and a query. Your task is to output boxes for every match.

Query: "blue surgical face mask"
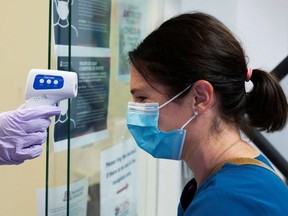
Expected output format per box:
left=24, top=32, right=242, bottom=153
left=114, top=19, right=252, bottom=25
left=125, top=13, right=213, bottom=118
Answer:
left=126, top=85, right=198, bottom=160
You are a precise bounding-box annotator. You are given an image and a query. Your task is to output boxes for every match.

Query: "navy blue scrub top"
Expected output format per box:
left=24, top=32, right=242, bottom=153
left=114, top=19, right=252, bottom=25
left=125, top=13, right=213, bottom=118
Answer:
left=178, top=155, right=288, bottom=216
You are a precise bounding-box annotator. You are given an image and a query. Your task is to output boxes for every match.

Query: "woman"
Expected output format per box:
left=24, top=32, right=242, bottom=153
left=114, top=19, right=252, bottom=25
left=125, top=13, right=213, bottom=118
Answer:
left=127, top=12, right=288, bottom=215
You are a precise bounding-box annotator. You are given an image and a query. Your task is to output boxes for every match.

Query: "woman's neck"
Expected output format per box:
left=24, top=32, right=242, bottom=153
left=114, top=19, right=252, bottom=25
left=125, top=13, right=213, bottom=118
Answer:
left=183, top=124, right=258, bottom=187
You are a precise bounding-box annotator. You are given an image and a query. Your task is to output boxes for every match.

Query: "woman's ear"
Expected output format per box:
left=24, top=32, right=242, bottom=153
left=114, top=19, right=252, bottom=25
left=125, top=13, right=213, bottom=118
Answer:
left=191, top=80, right=214, bottom=112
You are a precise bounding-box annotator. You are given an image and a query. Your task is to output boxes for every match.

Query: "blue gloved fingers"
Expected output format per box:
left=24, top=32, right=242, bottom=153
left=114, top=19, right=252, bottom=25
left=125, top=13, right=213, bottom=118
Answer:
left=15, top=144, right=43, bottom=161
left=20, top=131, right=47, bottom=149
left=14, top=132, right=46, bottom=162
left=17, top=105, right=61, bottom=121
left=8, top=132, right=47, bottom=164
left=0, top=148, right=23, bottom=165
left=20, top=118, right=51, bottom=133
left=0, top=105, right=60, bottom=165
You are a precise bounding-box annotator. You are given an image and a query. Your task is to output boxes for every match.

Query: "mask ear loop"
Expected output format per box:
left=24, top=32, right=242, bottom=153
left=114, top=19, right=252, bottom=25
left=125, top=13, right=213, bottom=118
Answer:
left=159, top=85, right=192, bottom=109
left=181, top=111, right=199, bottom=130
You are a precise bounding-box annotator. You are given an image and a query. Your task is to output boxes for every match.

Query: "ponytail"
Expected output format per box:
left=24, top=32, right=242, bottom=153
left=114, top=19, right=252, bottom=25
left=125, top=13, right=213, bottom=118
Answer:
left=246, top=69, right=288, bottom=132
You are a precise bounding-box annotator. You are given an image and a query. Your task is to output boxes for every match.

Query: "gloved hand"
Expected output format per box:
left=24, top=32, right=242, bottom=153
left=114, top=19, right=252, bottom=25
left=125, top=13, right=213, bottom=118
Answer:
left=0, top=104, right=60, bottom=165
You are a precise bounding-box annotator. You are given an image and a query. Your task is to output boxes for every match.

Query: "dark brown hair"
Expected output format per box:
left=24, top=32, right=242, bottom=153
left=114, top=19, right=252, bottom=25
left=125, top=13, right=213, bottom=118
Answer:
left=129, top=12, right=288, bottom=132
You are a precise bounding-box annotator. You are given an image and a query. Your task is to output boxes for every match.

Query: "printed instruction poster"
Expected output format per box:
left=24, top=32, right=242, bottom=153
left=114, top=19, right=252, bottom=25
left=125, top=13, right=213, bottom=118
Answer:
left=118, top=0, right=147, bottom=81
left=53, top=0, right=112, bottom=47
left=100, top=140, right=138, bottom=216
left=54, top=56, right=110, bottom=152
left=37, top=177, right=89, bottom=216
left=52, top=0, right=112, bottom=152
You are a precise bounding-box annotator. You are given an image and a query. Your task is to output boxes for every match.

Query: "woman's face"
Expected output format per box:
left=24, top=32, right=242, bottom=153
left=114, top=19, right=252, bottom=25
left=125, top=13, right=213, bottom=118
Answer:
left=129, top=66, right=194, bottom=132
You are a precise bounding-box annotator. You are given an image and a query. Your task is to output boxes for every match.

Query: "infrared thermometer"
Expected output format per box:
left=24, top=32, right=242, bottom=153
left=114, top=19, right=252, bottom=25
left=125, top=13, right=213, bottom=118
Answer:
left=24, top=69, right=78, bottom=107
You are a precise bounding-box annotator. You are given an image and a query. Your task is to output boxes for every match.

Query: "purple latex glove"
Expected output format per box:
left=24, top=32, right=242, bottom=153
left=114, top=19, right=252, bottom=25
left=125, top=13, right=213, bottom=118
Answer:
left=0, top=104, right=60, bottom=165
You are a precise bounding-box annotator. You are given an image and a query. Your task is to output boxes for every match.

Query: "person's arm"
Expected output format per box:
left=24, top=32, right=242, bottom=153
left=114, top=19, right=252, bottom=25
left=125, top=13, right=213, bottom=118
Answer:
left=0, top=104, right=60, bottom=165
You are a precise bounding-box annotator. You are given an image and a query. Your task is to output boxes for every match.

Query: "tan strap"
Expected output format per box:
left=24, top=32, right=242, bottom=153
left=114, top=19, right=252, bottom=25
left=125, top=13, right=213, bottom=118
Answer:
left=209, top=157, right=283, bottom=181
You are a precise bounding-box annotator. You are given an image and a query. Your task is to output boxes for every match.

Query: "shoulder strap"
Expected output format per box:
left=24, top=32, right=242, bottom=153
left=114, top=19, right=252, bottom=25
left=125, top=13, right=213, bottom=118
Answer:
left=209, top=157, right=283, bottom=181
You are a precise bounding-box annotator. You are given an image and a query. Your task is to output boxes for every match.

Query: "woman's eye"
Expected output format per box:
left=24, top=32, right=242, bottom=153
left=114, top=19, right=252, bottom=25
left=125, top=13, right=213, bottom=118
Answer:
left=136, top=96, right=147, bottom=102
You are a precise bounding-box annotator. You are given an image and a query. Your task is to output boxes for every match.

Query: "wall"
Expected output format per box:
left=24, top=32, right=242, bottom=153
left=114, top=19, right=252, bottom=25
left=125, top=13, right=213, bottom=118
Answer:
left=0, top=1, right=50, bottom=215
left=234, top=0, right=288, bottom=158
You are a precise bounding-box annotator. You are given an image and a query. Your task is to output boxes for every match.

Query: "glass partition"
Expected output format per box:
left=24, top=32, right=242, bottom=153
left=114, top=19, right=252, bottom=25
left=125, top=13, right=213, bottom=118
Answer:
left=0, top=0, right=164, bottom=215
left=44, top=0, right=160, bottom=215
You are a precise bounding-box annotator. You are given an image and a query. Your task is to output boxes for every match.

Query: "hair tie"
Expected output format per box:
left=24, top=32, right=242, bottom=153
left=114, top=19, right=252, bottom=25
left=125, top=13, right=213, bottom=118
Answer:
left=246, top=68, right=253, bottom=81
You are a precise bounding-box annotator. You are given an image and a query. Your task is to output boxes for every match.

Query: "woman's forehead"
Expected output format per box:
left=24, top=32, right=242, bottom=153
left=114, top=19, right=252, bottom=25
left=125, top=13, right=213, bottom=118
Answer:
left=130, top=66, right=169, bottom=96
